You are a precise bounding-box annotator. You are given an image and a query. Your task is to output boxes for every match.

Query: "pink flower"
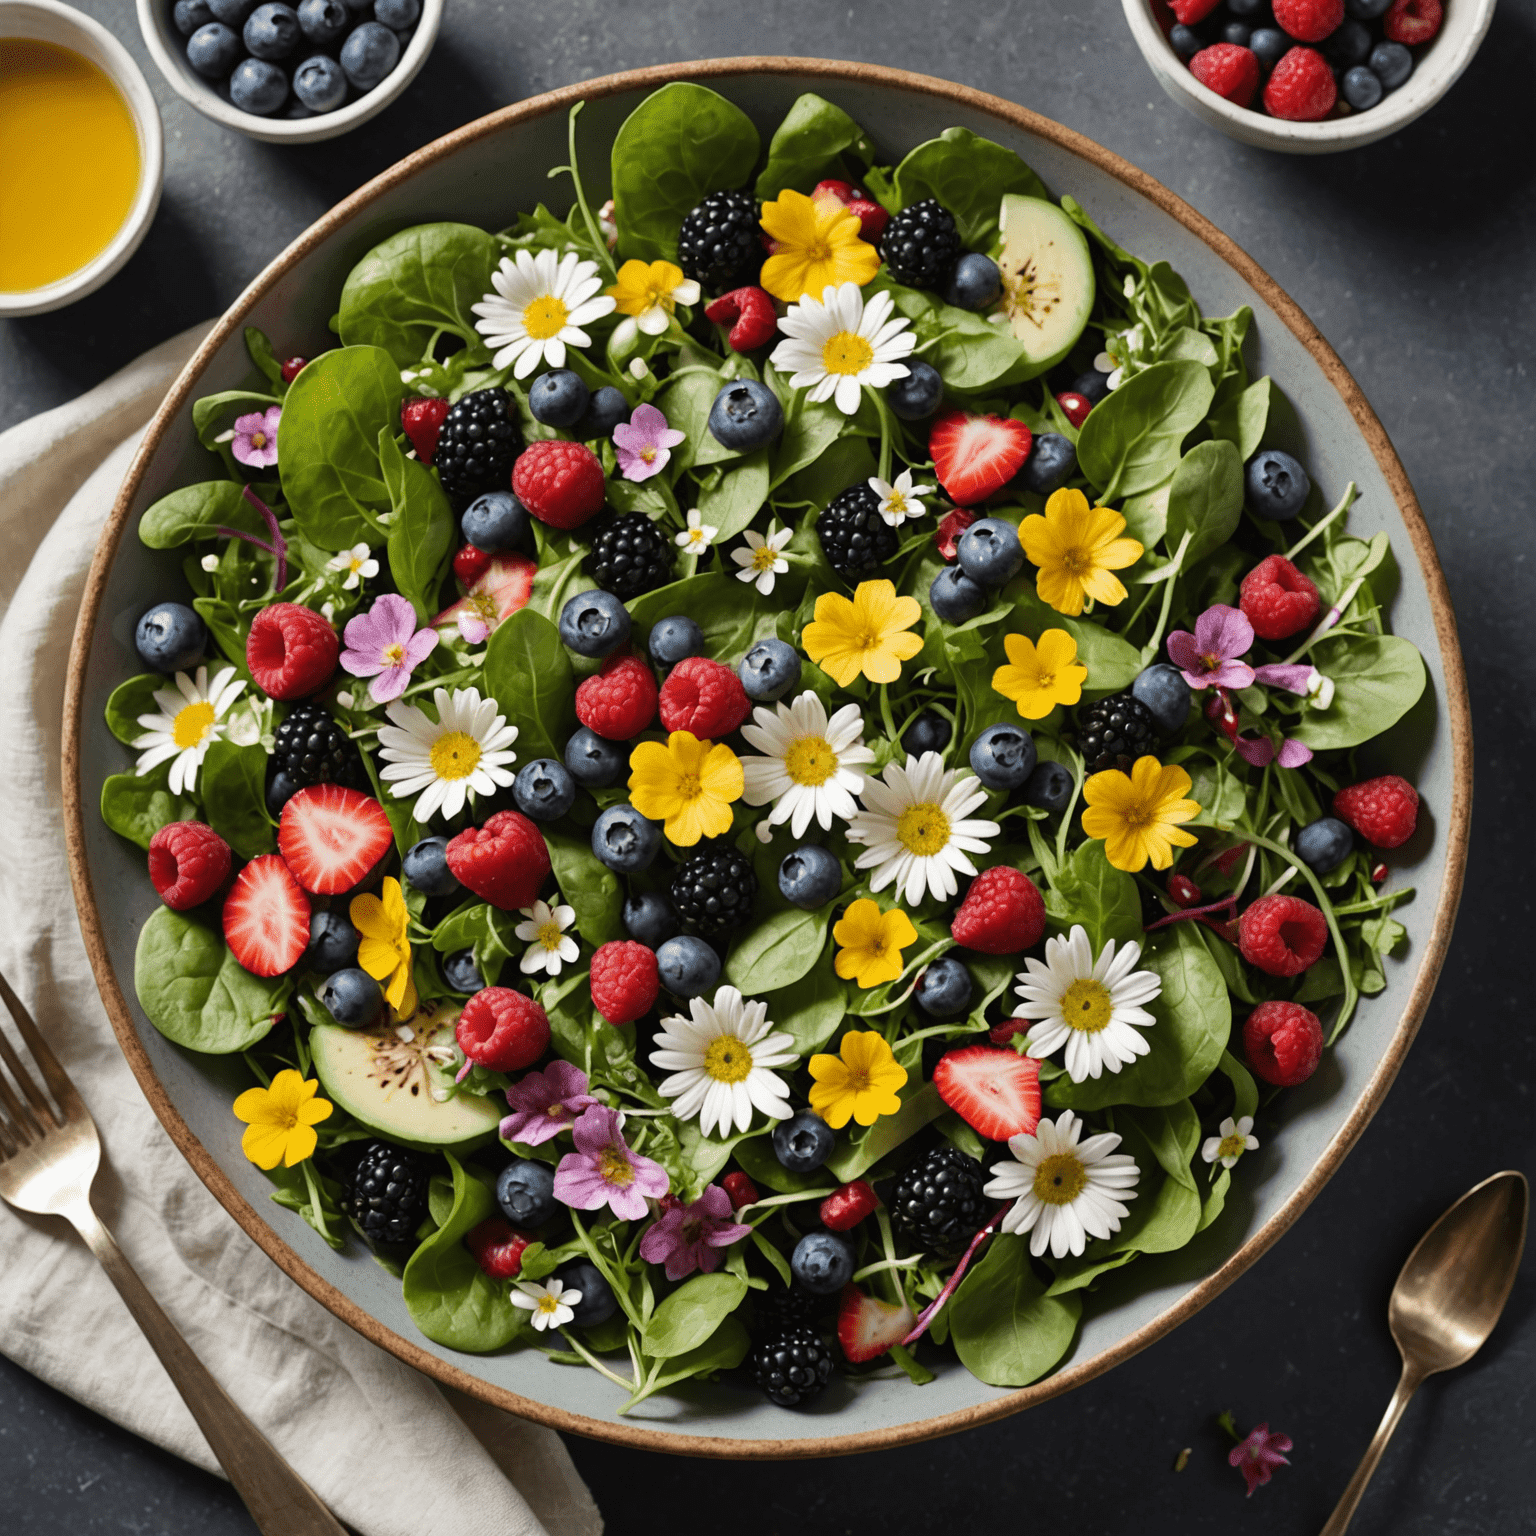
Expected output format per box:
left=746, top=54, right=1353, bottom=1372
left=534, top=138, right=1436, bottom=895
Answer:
left=637, top=1184, right=752, bottom=1281
left=1251, top=662, right=1316, bottom=694
left=1167, top=605, right=1256, bottom=691
left=229, top=406, right=281, bottom=469
left=552, top=1106, right=669, bottom=1220
left=499, top=1060, right=601, bottom=1146
left=612, top=403, right=684, bottom=483
left=1233, top=733, right=1314, bottom=769
left=1229, top=1423, right=1292, bottom=1496
left=433, top=553, right=536, bottom=644
left=339, top=593, right=439, bottom=703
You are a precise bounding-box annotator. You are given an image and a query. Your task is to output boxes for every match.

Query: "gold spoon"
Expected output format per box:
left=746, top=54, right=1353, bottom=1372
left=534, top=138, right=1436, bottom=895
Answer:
left=1320, top=1170, right=1529, bottom=1535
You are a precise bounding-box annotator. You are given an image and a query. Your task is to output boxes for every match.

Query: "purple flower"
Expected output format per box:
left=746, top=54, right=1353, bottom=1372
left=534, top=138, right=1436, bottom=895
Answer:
left=1166, top=605, right=1256, bottom=691
left=1229, top=1423, right=1292, bottom=1496
left=612, top=403, right=685, bottom=483
left=229, top=406, right=281, bottom=469
left=637, top=1184, right=753, bottom=1281
left=1233, top=733, right=1313, bottom=769
left=339, top=593, right=439, bottom=703
left=552, top=1106, right=669, bottom=1220
left=499, top=1060, right=601, bottom=1146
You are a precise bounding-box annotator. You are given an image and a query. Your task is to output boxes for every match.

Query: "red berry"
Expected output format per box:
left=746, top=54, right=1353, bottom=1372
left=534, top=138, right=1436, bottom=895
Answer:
left=446, top=810, right=551, bottom=911
left=148, top=821, right=232, bottom=910
left=465, top=1216, right=532, bottom=1280
left=277, top=785, right=394, bottom=895
left=1168, top=873, right=1202, bottom=908
left=928, top=412, right=1032, bottom=507
left=453, top=543, right=493, bottom=585
left=1272, top=0, right=1344, bottom=40
left=401, top=397, right=450, bottom=465
left=820, top=1179, right=879, bottom=1232
left=935, top=507, right=976, bottom=562
left=1238, top=894, right=1328, bottom=978
left=1333, top=775, right=1419, bottom=849
left=845, top=198, right=889, bottom=243
left=1371, top=861, right=1389, bottom=884
left=1263, top=47, right=1337, bottom=120
left=703, top=286, right=778, bottom=352
left=222, top=854, right=310, bottom=978
left=1240, top=554, right=1321, bottom=641
left=657, top=655, right=750, bottom=738
left=950, top=866, right=1046, bottom=955
left=456, top=987, right=550, bottom=1072
left=1190, top=44, right=1262, bottom=108
left=721, top=1171, right=759, bottom=1210
left=1244, top=1000, right=1324, bottom=1087
left=574, top=651, right=659, bottom=741
left=1168, top=0, right=1222, bottom=22
left=1384, top=0, right=1442, bottom=43
left=246, top=602, right=338, bottom=700
left=988, top=1017, right=1029, bottom=1046
left=589, top=940, right=660, bottom=1025
left=837, top=1283, right=916, bottom=1364
left=1055, top=391, right=1092, bottom=429
left=512, top=440, right=606, bottom=530
left=932, top=1045, right=1042, bottom=1141
left=813, top=178, right=859, bottom=202
left=280, top=356, right=307, bottom=384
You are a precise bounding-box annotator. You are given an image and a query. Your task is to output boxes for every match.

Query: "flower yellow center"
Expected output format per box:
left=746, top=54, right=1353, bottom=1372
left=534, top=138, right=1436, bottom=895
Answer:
left=1060, top=978, right=1113, bottom=1034
left=840, top=1062, right=873, bottom=1094
left=1032, top=1151, right=1088, bottom=1206
left=598, top=1145, right=634, bottom=1186
left=429, top=730, right=482, bottom=781
left=640, top=445, right=657, bottom=463
left=537, top=920, right=564, bottom=953
left=896, top=802, right=951, bottom=857
left=249, top=431, right=267, bottom=449
left=703, top=1037, right=754, bottom=1084
left=536, top=1292, right=562, bottom=1314
left=171, top=700, right=216, bottom=750
left=675, top=771, right=702, bottom=801
left=821, top=329, right=874, bottom=376
left=641, top=282, right=674, bottom=313
left=522, top=294, right=570, bottom=339
left=1061, top=545, right=1092, bottom=578
left=468, top=591, right=498, bottom=622
left=381, top=642, right=405, bottom=666
left=783, top=735, right=837, bottom=787
left=1218, top=1133, right=1247, bottom=1161
left=887, top=491, right=907, bottom=516
left=545, top=1102, right=566, bottom=1118
left=751, top=543, right=780, bottom=573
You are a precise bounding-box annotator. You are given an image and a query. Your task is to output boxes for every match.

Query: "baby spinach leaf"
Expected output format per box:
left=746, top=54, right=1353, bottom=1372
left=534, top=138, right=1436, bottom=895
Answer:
left=380, top=428, right=455, bottom=623
left=105, top=674, right=164, bottom=745
left=139, top=481, right=266, bottom=549
left=1207, top=376, right=1271, bottom=462
left=826, top=1081, right=945, bottom=1182
left=723, top=902, right=831, bottom=995
left=482, top=606, right=574, bottom=764
left=193, top=390, right=280, bottom=458
left=543, top=828, right=623, bottom=948
left=1182, top=752, right=1247, bottom=829
left=431, top=902, right=492, bottom=954
left=783, top=433, right=876, bottom=513
left=731, top=1131, right=829, bottom=1195
left=1165, top=438, right=1243, bottom=567
left=893, top=128, right=1048, bottom=250
left=244, top=327, right=287, bottom=391
left=1043, top=840, right=1141, bottom=953
left=199, top=740, right=274, bottom=859
left=628, top=1314, right=750, bottom=1404
left=765, top=948, right=846, bottom=1055
left=100, top=766, right=197, bottom=850
left=885, top=287, right=1029, bottom=391
left=640, top=1272, right=747, bottom=1360
left=754, top=93, right=873, bottom=199
left=697, top=449, right=770, bottom=542
left=949, top=1233, right=1082, bottom=1387
left=1291, top=635, right=1425, bottom=751
left=656, top=367, right=733, bottom=472
left=1076, top=361, right=1215, bottom=501
left=770, top=389, right=845, bottom=488
left=1218, top=1049, right=1259, bottom=1121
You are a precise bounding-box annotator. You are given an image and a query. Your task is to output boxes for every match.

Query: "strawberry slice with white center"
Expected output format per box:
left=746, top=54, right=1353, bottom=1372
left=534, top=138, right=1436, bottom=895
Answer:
left=222, top=854, right=311, bottom=977
left=278, top=785, right=395, bottom=895
left=928, top=412, right=1032, bottom=507
left=837, top=1284, right=917, bottom=1364
left=433, top=552, right=537, bottom=644
left=932, top=1045, right=1042, bottom=1141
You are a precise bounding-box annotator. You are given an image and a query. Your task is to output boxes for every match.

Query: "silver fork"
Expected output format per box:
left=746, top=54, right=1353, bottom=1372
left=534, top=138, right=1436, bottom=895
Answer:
left=0, top=970, right=347, bottom=1535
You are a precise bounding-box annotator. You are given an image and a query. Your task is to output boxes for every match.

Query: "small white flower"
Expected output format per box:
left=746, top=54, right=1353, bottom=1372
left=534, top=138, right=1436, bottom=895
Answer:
left=320, top=601, right=336, bottom=621
left=376, top=685, right=518, bottom=823
left=199, top=553, right=220, bottom=573
left=867, top=467, right=933, bottom=529
left=471, top=248, right=616, bottom=379
left=675, top=508, right=718, bottom=554
left=336, top=691, right=355, bottom=710
left=1202, top=1115, right=1259, bottom=1170
left=514, top=898, right=580, bottom=979
left=1305, top=668, right=1336, bottom=710
left=769, top=281, right=915, bottom=415
left=628, top=356, right=650, bottom=380
left=212, top=427, right=235, bottom=444
left=1123, top=274, right=1137, bottom=299
left=597, top=198, right=618, bottom=251
left=511, top=1277, right=582, bottom=1332
left=328, top=542, right=379, bottom=591
left=224, top=703, right=262, bottom=748
left=131, top=666, right=247, bottom=796
left=730, top=521, right=792, bottom=596
left=740, top=691, right=874, bottom=838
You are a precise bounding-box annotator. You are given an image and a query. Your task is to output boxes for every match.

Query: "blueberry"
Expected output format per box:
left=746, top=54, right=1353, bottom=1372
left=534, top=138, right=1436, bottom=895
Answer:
left=592, top=804, right=661, bottom=873
left=462, top=490, right=532, bottom=553
left=1169, top=22, right=1203, bottom=58
left=305, top=910, right=359, bottom=973
left=1023, top=759, right=1074, bottom=814
left=1249, top=27, right=1289, bottom=68
left=557, top=1261, right=618, bottom=1327
left=929, top=565, right=989, bottom=623
left=957, top=518, right=1024, bottom=588
left=969, top=723, right=1037, bottom=790
left=558, top=589, right=631, bottom=658
left=496, top=1158, right=558, bottom=1224
left=901, top=710, right=952, bottom=758
left=944, top=253, right=1002, bottom=312
left=564, top=727, right=628, bottom=788
left=208, top=0, right=256, bottom=22
left=372, top=0, right=419, bottom=24
left=403, top=835, right=459, bottom=896
left=229, top=57, right=289, bottom=114
left=655, top=934, right=721, bottom=998
left=1131, top=663, right=1192, bottom=736
left=777, top=845, right=841, bottom=910
left=623, top=890, right=680, bottom=948
left=1021, top=432, right=1077, bottom=496
left=739, top=638, right=802, bottom=702
left=526, top=368, right=590, bottom=428
left=1324, top=19, right=1372, bottom=69
left=244, top=3, right=300, bottom=58
left=339, top=19, right=398, bottom=89
left=1069, top=368, right=1112, bottom=405
left=1295, top=816, right=1354, bottom=874
left=1345, top=0, right=1392, bottom=16
left=135, top=601, right=208, bottom=673
left=1369, top=40, right=1413, bottom=90
left=708, top=380, right=784, bottom=452
left=1245, top=449, right=1311, bottom=521
left=317, top=967, right=383, bottom=1028
left=295, top=0, right=348, bottom=43
left=1341, top=64, right=1384, bottom=110
left=1222, top=21, right=1252, bottom=45
left=443, top=949, right=484, bottom=994
left=887, top=360, right=944, bottom=421
left=648, top=615, right=705, bottom=668
left=292, top=54, right=346, bottom=111
left=174, top=0, right=215, bottom=35
left=915, top=955, right=973, bottom=1019
left=1227, top=0, right=1267, bottom=14
left=185, top=21, right=242, bottom=78
left=574, top=386, right=629, bottom=442
left=791, top=1230, right=856, bottom=1294
left=773, top=1109, right=835, bottom=1173
left=265, top=770, right=300, bottom=817
left=513, top=758, right=576, bottom=822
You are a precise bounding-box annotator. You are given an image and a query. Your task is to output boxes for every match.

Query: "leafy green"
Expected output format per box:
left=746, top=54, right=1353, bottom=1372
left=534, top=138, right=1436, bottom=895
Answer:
left=482, top=606, right=574, bottom=764
left=100, top=766, right=197, bottom=850
left=1043, top=840, right=1142, bottom=952
left=893, top=128, right=1048, bottom=249
left=105, top=674, right=163, bottom=746
left=640, top=1272, right=747, bottom=1359
left=723, top=902, right=831, bottom=995
left=199, top=740, right=274, bottom=859
left=1208, top=376, right=1271, bottom=461
left=754, top=93, right=872, bottom=199
left=826, top=1082, right=946, bottom=1182
left=1076, top=361, right=1215, bottom=501
left=544, top=829, right=623, bottom=948
left=1291, top=635, right=1426, bottom=751
left=379, top=428, right=455, bottom=623
left=950, top=1233, right=1082, bottom=1387
left=764, top=949, right=846, bottom=1054
left=139, top=481, right=266, bottom=549
left=1165, top=438, right=1243, bottom=567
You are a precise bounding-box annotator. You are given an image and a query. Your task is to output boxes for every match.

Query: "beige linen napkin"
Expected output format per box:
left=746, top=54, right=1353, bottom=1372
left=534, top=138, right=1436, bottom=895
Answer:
left=0, top=327, right=602, bottom=1536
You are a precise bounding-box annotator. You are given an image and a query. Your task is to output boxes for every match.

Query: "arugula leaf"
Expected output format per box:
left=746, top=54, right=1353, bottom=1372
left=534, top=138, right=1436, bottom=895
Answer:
left=1291, top=635, right=1426, bottom=751
left=139, top=481, right=267, bottom=549
left=1076, top=361, right=1215, bottom=502
left=754, top=93, right=873, bottom=199
left=379, top=428, right=455, bottom=624
left=199, top=740, right=274, bottom=859
left=893, top=128, right=1048, bottom=249
left=949, top=1233, right=1082, bottom=1387
left=482, top=606, right=574, bottom=764
left=100, top=765, right=197, bottom=850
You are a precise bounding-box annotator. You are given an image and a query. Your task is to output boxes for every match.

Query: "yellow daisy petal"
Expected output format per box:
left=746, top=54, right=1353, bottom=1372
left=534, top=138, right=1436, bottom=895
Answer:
left=241, top=1122, right=290, bottom=1170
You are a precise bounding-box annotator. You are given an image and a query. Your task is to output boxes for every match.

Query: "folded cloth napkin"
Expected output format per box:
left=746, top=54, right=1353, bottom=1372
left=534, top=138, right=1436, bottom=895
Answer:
left=0, top=328, right=602, bottom=1536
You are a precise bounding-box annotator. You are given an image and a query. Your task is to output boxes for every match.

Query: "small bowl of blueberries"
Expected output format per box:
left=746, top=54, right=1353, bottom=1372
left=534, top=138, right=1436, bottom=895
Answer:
left=136, top=0, right=442, bottom=143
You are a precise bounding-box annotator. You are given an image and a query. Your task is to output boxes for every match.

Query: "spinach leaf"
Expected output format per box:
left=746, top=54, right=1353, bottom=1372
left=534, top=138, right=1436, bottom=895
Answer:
left=765, top=948, right=846, bottom=1054
left=105, top=674, right=164, bottom=745
left=949, top=1233, right=1082, bottom=1387
left=627, top=571, right=775, bottom=664
left=696, top=449, right=770, bottom=542
left=723, top=902, right=831, bottom=995
left=139, top=481, right=266, bottom=549
left=193, top=597, right=251, bottom=672
left=1165, top=438, right=1243, bottom=567
left=628, top=1314, right=750, bottom=1403
left=754, top=93, right=873, bottom=199
left=1043, top=840, right=1141, bottom=952
left=893, top=128, right=1048, bottom=249
left=674, top=1121, right=762, bottom=1198
left=482, top=606, right=574, bottom=764
left=657, top=367, right=733, bottom=471
left=1218, top=1049, right=1259, bottom=1121
left=1183, top=752, right=1247, bottom=829
left=100, top=766, right=197, bottom=850
left=1076, top=361, right=1215, bottom=501
left=199, top=740, right=274, bottom=859
left=732, top=1131, right=830, bottom=1195
left=193, top=390, right=281, bottom=471
left=431, top=902, right=492, bottom=954
left=640, top=1272, right=748, bottom=1360
left=244, top=327, right=287, bottom=391
left=783, top=433, right=876, bottom=513
left=1291, top=635, right=1425, bottom=751
left=380, top=428, right=455, bottom=623
left=885, top=287, right=1029, bottom=392
left=1207, top=376, right=1271, bottom=461
left=543, top=828, right=623, bottom=948
left=769, top=390, right=845, bottom=488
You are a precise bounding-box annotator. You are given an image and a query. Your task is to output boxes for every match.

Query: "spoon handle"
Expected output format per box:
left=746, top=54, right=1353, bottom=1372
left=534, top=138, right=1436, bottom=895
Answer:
left=1319, top=1360, right=1427, bottom=1536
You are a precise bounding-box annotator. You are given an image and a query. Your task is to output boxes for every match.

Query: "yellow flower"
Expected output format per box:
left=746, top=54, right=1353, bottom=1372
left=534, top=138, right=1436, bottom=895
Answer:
left=629, top=731, right=744, bottom=847
left=832, top=898, right=918, bottom=990
left=992, top=628, right=1089, bottom=720
left=759, top=189, right=881, bottom=303
left=232, top=1069, right=332, bottom=1170
left=1081, top=755, right=1202, bottom=873
left=808, top=1030, right=908, bottom=1129
left=350, top=876, right=417, bottom=1015
left=1020, top=488, right=1144, bottom=617
left=604, top=259, right=700, bottom=344
left=802, top=580, right=923, bottom=688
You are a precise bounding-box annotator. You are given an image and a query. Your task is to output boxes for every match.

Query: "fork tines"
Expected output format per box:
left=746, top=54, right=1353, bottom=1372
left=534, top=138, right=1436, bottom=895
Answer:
left=0, top=971, right=78, bottom=1156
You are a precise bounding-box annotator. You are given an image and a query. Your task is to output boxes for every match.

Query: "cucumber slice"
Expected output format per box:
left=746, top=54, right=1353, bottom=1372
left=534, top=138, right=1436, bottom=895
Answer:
left=995, top=194, right=1095, bottom=372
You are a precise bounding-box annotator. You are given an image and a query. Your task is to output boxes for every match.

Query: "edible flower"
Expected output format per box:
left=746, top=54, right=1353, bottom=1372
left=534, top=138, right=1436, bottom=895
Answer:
left=740, top=691, right=873, bottom=838
left=759, top=188, right=881, bottom=302
left=511, top=1277, right=582, bottom=1332
left=612, top=402, right=685, bottom=482
left=471, top=248, right=616, bottom=378
left=377, top=685, right=519, bottom=823
left=1081, top=756, right=1201, bottom=873
left=868, top=467, right=932, bottom=528
left=628, top=730, right=744, bottom=847
left=605, top=258, right=700, bottom=350
left=991, top=628, right=1088, bottom=720
left=350, top=876, right=416, bottom=1015
left=1020, top=488, right=1144, bottom=616
left=433, top=553, right=536, bottom=645
left=132, top=665, right=247, bottom=796
left=832, top=899, right=917, bottom=990
left=675, top=508, right=718, bottom=554
left=769, top=282, right=914, bottom=415
left=730, top=521, right=793, bottom=595
left=514, top=897, right=579, bottom=979
left=339, top=592, right=439, bottom=704
left=1166, top=605, right=1257, bottom=691
left=1229, top=1423, right=1293, bottom=1497
left=802, top=579, right=923, bottom=688
left=552, top=1105, right=669, bottom=1221
left=808, top=1029, right=907, bottom=1129
left=499, top=1060, right=601, bottom=1147
left=638, top=1184, right=755, bottom=1282
left=217, top=405, right=281, bottom=469
left=1202, top=1114, right=1260, bottom=1170
left=232, top=1070, right=331, bottom=1170
left=327, top=542, right=379, bottom=591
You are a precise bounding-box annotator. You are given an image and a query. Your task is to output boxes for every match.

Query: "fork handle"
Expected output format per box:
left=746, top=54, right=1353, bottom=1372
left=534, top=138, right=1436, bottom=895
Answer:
left=1319, top=1359, right=1427, bottom=1536
left=64, top=1199, right=348, bottom=1536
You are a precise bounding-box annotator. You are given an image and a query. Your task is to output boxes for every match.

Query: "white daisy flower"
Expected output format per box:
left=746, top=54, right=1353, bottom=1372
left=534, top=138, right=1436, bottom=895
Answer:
left=769, top=281, right=916, bottom=415
left=515, top=898, right=580, bottom=979
left=649, top=985, right=796, bottom=1138
left=867, top=468, right=933, bottom=528
left=377, top=685, right=518, bottom=822
left=132, top=665, right=247, bottom=796
left=471, top=248, right=616, bottom=379
left=730, top=521, right=792, bottom=596
left=676, top=508, right=718, bottom=554
left=327, top=542, right=379, bottom=591
left=1013, top=925, right=1162, bottom=1084
left=844, top=752, right=1000, bottom=907
left=984, top=1109, right=1140, bottom=1259
left=740, top=691, right=874, bottom=838
left=1202, top=1115, right=1260, bottom=1170
left=510, top=1277, right=582, bottom=1332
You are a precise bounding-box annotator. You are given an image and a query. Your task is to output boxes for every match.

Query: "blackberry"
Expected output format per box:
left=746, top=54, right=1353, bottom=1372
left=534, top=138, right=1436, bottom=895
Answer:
left=756, top=1284, right=825, bottom=1324
left=889, top=1145, right=987, bottom=1257
left=879, top=199, right=962, bottom=291
left=746, top=1322, right=834, bottom=1407
left=1076, top=693, right=1158, bottom=775
left=272, top=702, right=364, bottom=789
left=434, top=389, right=521, bottom=505
left=588, top=513, right=672, bottom=601
left=670, top=843, right=757, bottom=937
left=344, top=1141, right=431, bottom=1249
left=816, top=484, right=899, bottom=583
left=676, top=190, right=763, bottom=295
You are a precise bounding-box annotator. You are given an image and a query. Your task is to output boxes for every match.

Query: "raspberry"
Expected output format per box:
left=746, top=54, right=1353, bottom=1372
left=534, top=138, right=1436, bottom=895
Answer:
left=446, top=811, right=551, bottom=910
left=456, top=986, right=550, bottom=1072
left=280, top=356, right=307, bottom=384
left=722, top=1171, right=759, bottom=1210
left=950, top=866, right=1046, bottom=955
left=589, top=940, right=660, bottom=1025
left=575, top=652, right=658, bottom=741
left=401, top=396, right=450, bottom=465
left=1333, top=775, right=1419, bottom=849
left=148, top=821, right=232, bottom=910
left=465, top=1216, right=531, bottom=1280
left=1263, top=47, right=1337, bottom=120
left=1190, top=44, right=1262, bottom=108
left=1055, top=391, right=1092, bottom=430
left=704, top=286, right=778, bottom=352
left=453, top=543, right=493, bottom=585
left=512, top=440, right=605, bottom=530
left=935, top=507, right=976, bottom=562
left=246, top=602, right=339, bottom=700
left=1238, top=894, right=1328, bottom=977
left=1244, top=1000, right=1324, bottom=1087
left=1272, top=0, right=1343, bottom=41
left=1240, top=555, right=1320, bottom=641
left=1168, top=0, right=1222, bottom=21
left=820, top=1180, right=879, bottom=1232
left=1384, top=0, right=1442, bottom=43
left=658, top=656, right=750, bottom=738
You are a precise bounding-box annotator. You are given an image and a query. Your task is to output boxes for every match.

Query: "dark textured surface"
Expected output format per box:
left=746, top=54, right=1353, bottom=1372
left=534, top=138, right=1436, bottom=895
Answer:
left=3, top=2, right=1533, bottom=1532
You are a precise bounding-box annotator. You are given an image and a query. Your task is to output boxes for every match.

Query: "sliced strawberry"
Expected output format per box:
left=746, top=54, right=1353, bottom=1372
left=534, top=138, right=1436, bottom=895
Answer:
left=278, top=785, right=394, bottom=896
left=932, top=1045, right=1042, bottom=1142
left=433, top=552, right=537, bottom=643
left=453, top=543, right=493, bottom=586
left=401, top=397, right=450, bottom=465
left=836, top=1284, right=917, bottom=1364
left=223, top=854, right=310, bottom=977
left=928, top=412, right=1032, bottom=507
